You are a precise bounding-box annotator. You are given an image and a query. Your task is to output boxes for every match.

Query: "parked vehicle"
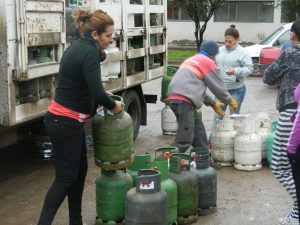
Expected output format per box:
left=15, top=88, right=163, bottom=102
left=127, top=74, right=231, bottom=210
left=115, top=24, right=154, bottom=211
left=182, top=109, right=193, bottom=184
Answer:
left=258, top=47, right=281, bottom=76
left=245, top=23, right=292, bottom=74
left=0, top=0, right=168, bottom=149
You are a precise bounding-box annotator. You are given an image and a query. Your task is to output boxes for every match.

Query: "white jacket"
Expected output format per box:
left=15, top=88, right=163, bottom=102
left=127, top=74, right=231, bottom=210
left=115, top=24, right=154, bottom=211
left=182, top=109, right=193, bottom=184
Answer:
left=216, top=44, right=253, bottom=90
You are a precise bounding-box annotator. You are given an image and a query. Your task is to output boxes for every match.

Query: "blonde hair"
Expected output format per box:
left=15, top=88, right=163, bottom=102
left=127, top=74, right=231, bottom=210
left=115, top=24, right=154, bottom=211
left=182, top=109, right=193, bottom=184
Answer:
left=73, top=8, right=114, bottom=35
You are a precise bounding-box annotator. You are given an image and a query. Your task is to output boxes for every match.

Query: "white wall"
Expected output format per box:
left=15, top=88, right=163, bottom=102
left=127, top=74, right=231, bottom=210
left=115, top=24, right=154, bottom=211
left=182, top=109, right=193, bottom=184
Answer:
left=167, top=3, right=284, bottom=44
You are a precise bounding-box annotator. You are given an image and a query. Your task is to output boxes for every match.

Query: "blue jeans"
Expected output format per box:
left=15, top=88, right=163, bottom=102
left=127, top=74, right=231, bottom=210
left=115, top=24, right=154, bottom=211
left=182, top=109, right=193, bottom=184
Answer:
left=224, top=85, right=246, bottom=115
left=216, top=85, right=246, bottom=119
left=212, top=85, right=246, bottom=131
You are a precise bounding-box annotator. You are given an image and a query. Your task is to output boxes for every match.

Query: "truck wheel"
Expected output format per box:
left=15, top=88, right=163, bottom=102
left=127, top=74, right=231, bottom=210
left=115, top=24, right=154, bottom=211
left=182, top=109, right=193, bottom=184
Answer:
left=122, top=90, right=141, bottom=140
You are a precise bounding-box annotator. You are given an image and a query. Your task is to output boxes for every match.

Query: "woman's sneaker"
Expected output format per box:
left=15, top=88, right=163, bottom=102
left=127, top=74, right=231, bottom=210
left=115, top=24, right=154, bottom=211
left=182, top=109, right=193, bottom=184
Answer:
left=277, top=214, right=299, bottom=225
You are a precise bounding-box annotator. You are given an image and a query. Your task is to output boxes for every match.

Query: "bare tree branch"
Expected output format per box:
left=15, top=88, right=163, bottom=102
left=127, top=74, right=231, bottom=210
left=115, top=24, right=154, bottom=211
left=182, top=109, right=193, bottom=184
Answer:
left=176, top=0, right=224, bottom=51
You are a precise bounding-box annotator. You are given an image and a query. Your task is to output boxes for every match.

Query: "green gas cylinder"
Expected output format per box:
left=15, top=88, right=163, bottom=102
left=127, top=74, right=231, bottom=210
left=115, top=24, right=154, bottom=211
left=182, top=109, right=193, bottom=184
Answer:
left=127, top=58, right=135, bottom=74
left=15, top=82, right=20, bottom=105
left=150, top=35, right=156, bottom=46
left=150, top=13, right=158, bottom=26
left=161, top=66, right=179, bottom=103
left=96, top=169, right=133, bottom=225
left=135, top=57, right=144, bottom=71
left=169, top=153, right=198, bottom=225
left=127, top=152, right=151, bottom=185
left=190, top=147, right=217, bottom=216
left=151, top=152, right=178, bottom=225
left=155, top=147, right=178, bottom=160
left=267, top=120, right=278, bottom=165
left=92, top=95, right=134, bottom=170
left=34, top=47, right=52, bottom=63
left=149, top=55, right=154, bottom=68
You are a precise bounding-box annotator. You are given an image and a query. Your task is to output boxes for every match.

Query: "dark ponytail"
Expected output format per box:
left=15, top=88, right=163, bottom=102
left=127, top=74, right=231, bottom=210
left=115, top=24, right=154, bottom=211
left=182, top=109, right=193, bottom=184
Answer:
left=291, top=19, right=300, bottom=41
left=224, top=24, right=239, bottom=39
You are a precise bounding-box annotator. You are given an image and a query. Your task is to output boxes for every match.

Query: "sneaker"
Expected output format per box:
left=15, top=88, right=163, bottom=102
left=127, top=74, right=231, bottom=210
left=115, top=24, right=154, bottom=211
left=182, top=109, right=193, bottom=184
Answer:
left=277, top=215, right=299, bottom=225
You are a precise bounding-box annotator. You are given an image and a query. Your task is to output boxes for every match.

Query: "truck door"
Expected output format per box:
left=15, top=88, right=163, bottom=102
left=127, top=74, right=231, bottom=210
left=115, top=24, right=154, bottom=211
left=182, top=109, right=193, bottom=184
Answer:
left=4, top=0, right=66, bottom=125
left=16, top=0, right=66, bottom=81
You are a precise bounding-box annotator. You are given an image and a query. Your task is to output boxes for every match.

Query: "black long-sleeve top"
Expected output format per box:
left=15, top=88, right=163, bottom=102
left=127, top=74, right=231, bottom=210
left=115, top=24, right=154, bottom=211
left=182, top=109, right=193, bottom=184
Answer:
left=263, top=44, right=300, bottom=111
left=54, top=37, right=115, bottom=115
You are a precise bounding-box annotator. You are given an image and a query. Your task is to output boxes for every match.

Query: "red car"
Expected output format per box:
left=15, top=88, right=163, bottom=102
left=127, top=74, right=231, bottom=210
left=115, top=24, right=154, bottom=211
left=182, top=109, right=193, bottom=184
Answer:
left=258, top=47, right=281, bottom=76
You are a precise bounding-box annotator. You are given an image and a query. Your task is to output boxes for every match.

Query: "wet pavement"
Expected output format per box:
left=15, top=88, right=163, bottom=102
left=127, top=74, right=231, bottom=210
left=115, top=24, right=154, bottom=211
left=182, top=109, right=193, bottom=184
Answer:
left=0, top=76, right=292, bottom=225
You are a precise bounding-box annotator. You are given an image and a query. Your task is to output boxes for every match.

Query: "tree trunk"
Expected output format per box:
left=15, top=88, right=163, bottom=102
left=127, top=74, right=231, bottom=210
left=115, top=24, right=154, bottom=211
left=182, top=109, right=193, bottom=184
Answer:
left=194, top=21, right=200, bottom=51
left=199, top=11, right=214, bottom=48
left=199, top=21, right=208, bottom=48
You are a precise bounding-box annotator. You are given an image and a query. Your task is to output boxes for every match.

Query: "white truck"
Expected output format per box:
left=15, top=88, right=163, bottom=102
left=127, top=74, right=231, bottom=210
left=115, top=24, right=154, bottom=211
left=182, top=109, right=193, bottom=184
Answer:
left=0, top=0, right=167, bottom=149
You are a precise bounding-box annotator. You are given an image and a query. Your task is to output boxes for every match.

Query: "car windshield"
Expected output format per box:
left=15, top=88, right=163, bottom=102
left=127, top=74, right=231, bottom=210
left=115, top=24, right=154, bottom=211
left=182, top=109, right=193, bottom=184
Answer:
left=260, top=27, right=284, bottom=45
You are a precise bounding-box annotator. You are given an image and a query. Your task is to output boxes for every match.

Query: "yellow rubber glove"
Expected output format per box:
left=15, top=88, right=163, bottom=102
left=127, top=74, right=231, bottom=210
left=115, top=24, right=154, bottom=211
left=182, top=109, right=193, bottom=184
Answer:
left=212, top=101, right=225, bottom=116
left=229, top=98, right=238, bottom=111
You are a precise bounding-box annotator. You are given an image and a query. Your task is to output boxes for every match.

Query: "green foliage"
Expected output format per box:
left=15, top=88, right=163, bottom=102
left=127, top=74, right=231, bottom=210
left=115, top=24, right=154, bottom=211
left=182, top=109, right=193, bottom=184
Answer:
left=168, top=49, right=197, bottom=62
left=175, top=1, right=207, bottom=22
left=281, top=0, right=300, bottom=22
left=175, top=0, right=224, bottom=50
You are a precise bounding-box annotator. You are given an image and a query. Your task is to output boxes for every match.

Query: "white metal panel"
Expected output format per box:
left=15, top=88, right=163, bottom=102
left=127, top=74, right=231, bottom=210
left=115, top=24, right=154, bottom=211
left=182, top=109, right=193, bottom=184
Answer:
left=126, top=72, right=145, bottom=86
left=149, top=44, right=166, bottom=54
left=26, top=13, right=63, bottom=33
left=127, top=48, right=146, bottom=58
left=27, top=64, right=59, bottom=80
left=103, top=52, right=124, bottom=63
left=103, top=78, right=124, bottom=92
left=127, top=4, right=144, bottom=14
left=27, top=32, right=62, bottom=46
left=148, top=66, right=164, bottom=79
left=148, top=5, right=164, bottom=13
left=127, top=28, right=145, bottom=36
left=0, top=0, right=18, bottom=125
left=93, top=4, right=122, bottom=30
left=15, top=98, right=51, bottom=123
left=17, top=0, right=65, bottom=81
left=25, top=1, right=64, bottom=11
left=149, top=26, right=164, bottom=34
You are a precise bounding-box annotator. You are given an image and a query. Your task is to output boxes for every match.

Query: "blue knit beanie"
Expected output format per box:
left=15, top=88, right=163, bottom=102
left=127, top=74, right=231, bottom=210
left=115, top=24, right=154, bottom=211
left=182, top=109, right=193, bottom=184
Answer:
left=200, top=40, right=219, bottom=56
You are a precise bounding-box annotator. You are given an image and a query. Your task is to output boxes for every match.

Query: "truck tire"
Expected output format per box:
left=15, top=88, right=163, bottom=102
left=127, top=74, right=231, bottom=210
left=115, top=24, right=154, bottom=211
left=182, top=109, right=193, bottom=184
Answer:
left=122, top=90, right=141, bottom=140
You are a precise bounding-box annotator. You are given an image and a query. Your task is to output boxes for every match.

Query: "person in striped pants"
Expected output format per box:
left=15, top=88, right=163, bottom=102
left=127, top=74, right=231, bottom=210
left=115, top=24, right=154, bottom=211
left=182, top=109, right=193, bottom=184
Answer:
left=273, top=109, right=298, bottom=224
left=263, top=18, right=300, bottom=225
